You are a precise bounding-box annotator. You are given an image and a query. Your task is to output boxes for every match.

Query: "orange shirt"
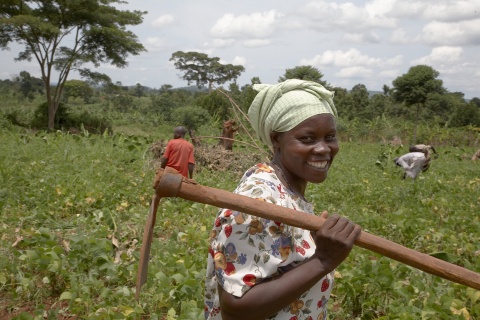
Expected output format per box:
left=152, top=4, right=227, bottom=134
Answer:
left=163, top=138, right=195, bottom=178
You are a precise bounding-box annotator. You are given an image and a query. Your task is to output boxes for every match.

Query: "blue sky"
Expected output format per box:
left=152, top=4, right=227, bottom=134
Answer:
left=1, top=0, right=479, bottom=98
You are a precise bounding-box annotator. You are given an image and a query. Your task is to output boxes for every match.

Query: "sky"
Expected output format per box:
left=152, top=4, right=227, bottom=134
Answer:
left=1, top=0, right=479, bottom=99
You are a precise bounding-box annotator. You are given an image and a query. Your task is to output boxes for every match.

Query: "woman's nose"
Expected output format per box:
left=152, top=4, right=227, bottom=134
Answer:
left=313, top=142, right=328, bottom=153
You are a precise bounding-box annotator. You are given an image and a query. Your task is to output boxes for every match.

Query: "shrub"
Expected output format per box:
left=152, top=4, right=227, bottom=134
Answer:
left=31, top=102, right=71, bottom=130
left=30, top=102, right=112, bottom=134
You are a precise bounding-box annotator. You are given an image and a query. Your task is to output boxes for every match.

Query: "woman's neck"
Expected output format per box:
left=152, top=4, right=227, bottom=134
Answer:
left=270, top=160, right=307, bottom=200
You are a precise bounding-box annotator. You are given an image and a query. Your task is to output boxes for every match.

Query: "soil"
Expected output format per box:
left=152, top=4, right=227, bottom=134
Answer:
left=0, top=294, right=75, bottom=319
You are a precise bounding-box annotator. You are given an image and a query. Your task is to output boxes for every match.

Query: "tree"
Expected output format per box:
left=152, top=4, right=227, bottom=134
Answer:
left=0, top=0, right=146, bottom=130
left=15, top=70, right=44, bottom=100
left=238, top=77, right=262, bottom=113
left=169, top=51, right=245, bottom=92
left=382, top=84, right=390, bottom=96
left=470, top=97, right=480, bottom=108
left=279, top=65, right=329, bottom=87
left=195, top=90, right=231, bottom=120
left=350, top=83, right=370, bottom=119
left=171, top=105, right=211, bottom=133
left=425, top=92, right=464, bottom=126
left=134, top=83, right=145, bottom=97
left=63, top=79, right=93, bottom=103
left=449, top=101, right=480, bottom=127
left=158, top=84, right=173, bottom=94
left=391, top=65, right=445, bottom=143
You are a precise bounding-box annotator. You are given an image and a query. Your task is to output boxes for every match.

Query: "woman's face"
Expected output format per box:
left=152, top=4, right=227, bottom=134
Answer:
left=271, top=113, right=339, bottom=186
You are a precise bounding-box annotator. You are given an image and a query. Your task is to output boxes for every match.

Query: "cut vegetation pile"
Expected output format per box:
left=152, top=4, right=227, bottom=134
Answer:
left=147, top=140, right=266, bottom=175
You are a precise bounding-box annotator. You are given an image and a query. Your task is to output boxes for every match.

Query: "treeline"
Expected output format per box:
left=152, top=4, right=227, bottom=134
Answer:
left=1, top=65, right=479, bottom=147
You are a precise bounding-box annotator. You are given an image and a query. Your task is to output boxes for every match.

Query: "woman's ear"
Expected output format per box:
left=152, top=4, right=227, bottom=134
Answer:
left=270, top=131, right=282, bottom=149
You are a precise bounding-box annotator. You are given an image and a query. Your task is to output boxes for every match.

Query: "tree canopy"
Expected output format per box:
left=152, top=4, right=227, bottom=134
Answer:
left=170, top=51, right=245, bottom=92
left=0, top=0, right=146, bottom=129
left=279, top=65, right=329, bottom=87
left=392, top=65, right=445, bottom=106
left=392, top=65, right=446, bottom=142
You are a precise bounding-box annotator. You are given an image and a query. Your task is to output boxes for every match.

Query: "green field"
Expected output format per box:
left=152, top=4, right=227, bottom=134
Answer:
left=0, top=127, right=479, bottom=320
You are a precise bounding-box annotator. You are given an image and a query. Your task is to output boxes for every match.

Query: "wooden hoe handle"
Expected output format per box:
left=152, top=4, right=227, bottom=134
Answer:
left=153, top=168, right=480, bottom=291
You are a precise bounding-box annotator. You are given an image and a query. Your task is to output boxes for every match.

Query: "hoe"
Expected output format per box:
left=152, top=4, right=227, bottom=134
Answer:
left=135, top=167, right=480, bottom=300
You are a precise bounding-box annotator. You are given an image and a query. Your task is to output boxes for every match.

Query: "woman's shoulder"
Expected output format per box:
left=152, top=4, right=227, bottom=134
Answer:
left=235, top=163, right=280, bottom=200
left=241, top=163, right=275, bottom=179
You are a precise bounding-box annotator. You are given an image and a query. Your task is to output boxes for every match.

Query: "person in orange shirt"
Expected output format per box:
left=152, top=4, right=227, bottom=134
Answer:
left=161, top=126, right=195, bottom=178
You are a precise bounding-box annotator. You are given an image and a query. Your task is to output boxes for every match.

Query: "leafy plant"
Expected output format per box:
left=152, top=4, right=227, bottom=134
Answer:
left=0, top=125, right=479, bottom=319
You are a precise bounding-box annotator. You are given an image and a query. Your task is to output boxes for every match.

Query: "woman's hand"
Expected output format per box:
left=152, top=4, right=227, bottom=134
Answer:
left=311, top=211, right=361, bottom=272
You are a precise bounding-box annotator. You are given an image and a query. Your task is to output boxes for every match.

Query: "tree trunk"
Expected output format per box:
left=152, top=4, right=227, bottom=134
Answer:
left=46, top=89, right=56, bottom=130
left=413, top=103, right=420, bottom=144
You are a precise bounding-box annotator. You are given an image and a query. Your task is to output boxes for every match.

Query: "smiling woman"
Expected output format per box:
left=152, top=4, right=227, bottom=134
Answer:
left=204, top=79, right=361, bottom=320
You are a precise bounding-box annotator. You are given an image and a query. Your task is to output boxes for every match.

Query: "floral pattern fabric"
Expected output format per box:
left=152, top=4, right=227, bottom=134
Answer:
left=204, top=163, right=334, bottom=320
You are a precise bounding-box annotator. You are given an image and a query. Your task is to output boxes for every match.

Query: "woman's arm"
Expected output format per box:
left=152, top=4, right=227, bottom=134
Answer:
left=219, top=213, right=361, bottom=320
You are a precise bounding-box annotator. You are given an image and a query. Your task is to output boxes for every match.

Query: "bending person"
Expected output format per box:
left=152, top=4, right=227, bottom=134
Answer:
left=394, top=152, right=427, bottom=179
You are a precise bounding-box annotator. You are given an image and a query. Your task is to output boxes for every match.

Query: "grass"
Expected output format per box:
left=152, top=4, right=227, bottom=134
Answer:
left=0, top=128, right=479, bottom=319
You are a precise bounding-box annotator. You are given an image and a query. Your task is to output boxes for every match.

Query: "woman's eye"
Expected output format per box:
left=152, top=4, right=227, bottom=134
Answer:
left=325, top=134, right=337, bottom=141
left=299, top=136, right=315, bottom=143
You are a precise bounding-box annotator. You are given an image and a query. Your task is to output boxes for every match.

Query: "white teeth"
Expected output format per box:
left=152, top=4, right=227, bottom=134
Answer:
left=308, top=161, right=327, bottom=169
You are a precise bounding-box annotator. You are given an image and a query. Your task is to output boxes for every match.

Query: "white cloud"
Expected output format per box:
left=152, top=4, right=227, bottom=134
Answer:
left=210, top=10, right=279, bottom=39
left=243, top=39, right=272, bottom=47
left=302, top=48, right=388, bottom=68
left=365, top=0, right=397, bottom=16
left=336, top=66, right=373, bottom=78
left=344, top=31, right=381, bottom=43
left=386, top=55, right=404, bottom=66
left=210, top=38, right=236, bottom=48
left=412, top=46, right=463, bottom=65
left=390, top=0, right=479, bottom=23
left=388, top=1, right=427, bottom=19
left=2, top=1, right=479, bottom=98
left=232, top=56, right=247, bottom=66
left=390, top=28, right=410, bottom=44
left=151, top=14, right=175, bottom=29
left=299, top=1, right=396, bottom=31
left=421, top=1, right=479, bottom=22
left=421, top=19, right=480, bottom=46
left=379, top=69, right=401, bottom=78
left=145, top=37, right=166, bottom=51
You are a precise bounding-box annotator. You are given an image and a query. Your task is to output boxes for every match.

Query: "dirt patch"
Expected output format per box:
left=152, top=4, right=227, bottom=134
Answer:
left=0, top=295, right=75, bottom=319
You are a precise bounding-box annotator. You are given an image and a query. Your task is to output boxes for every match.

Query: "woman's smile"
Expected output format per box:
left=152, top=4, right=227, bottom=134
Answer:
left=307, top=160, right=328, bottom=169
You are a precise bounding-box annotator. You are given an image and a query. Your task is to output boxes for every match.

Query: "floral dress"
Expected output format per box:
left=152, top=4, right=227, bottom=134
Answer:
left=204, top=163, right=335, bottom=320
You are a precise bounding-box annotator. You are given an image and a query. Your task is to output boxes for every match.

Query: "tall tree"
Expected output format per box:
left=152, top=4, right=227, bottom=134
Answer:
left=279, top=65, right=329, bottom=87
left=391, top=65, right=445, bottom=143
left=0, top=0, right=146, bottom=130
left=170, top=51, right=245, bottom=93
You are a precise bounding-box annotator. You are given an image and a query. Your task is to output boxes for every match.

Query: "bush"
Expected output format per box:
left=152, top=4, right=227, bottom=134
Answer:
left=0, top=112, right=13, bottom=130
left=30, top=102, right=112, bottom=134
left=171, top=105, right=211, bottom=131
left=31, top=102, right=71, bottom=130
left=68, top=111, right=113, bottom=135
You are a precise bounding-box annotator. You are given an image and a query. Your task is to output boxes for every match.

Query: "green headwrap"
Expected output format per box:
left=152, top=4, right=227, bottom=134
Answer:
left=248, top=79, right=337, bottom=148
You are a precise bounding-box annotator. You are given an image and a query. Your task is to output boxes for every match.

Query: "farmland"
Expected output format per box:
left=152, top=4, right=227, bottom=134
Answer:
left=0, top=124, right=479, bottom=319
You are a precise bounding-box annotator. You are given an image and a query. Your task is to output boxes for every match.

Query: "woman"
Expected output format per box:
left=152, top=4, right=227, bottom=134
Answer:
left=204, top=79, right=361, bottom=320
